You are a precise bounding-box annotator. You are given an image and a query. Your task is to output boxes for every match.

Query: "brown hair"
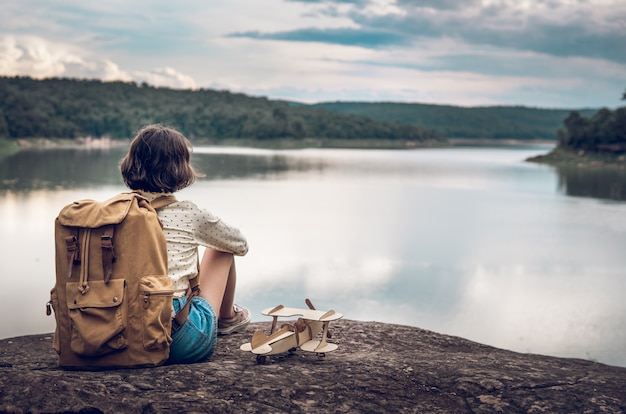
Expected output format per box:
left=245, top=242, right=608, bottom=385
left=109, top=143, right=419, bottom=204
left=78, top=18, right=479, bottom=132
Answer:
left=120, top=124, right=197, bottom=192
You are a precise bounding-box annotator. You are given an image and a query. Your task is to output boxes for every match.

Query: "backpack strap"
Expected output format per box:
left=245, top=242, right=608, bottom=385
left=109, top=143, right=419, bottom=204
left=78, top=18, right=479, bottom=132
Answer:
left=101, top=225, right=115, bottom=284
left=172, top=277, right=201, bottom=332
left=64, top=229, right=80, bottom=279
left=150, top=194, right=177, bottom=210
left=172, top=258, right=202, bottom=333
left=146, top=193, right=201, bottom=333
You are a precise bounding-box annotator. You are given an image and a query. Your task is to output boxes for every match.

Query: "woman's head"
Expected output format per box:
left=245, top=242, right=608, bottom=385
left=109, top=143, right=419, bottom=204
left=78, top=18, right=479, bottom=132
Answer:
left=120, top=124, right=197, bottom=192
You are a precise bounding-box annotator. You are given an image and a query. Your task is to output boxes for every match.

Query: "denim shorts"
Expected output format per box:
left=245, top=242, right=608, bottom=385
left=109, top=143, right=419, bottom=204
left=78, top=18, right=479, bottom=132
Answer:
left=168, top=295, right=217, bottom=364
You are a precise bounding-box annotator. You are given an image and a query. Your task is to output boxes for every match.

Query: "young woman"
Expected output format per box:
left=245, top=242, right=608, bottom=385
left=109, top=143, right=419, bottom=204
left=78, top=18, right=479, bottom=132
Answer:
left=120, top=124, right=250, bottom=363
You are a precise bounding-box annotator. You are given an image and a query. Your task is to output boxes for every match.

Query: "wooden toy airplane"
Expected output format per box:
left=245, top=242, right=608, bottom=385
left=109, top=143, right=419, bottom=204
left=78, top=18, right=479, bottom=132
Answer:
left=240, top=299, right=343, bottom=364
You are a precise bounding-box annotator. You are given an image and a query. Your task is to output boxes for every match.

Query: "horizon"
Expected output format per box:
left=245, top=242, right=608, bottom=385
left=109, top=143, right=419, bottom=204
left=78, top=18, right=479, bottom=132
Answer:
left=1, top=1, right=624, bottom=109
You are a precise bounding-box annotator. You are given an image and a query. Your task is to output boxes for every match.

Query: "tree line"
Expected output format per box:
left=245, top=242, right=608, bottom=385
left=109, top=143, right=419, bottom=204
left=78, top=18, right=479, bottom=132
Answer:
left=311, top=102, right=599, bottom=140
left=2, top=76, right=621, bottom=151
left=0, top=77, right=440, bottom=142
left=557, top=103, right=626, bottom=154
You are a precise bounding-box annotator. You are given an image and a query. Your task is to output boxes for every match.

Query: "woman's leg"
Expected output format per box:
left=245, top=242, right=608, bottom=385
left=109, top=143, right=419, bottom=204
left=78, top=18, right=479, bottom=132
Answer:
left=197, top=248, right=238, bottom=319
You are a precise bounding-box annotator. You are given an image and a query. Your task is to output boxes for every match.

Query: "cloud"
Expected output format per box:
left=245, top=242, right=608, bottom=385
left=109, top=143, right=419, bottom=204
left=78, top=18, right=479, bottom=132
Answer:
left=134, top=67, right=196, bottom=89
left=232, top=0, right=626, bottom=64
left=0, top=35, right=93, bottom=79
left=0, top=35, right=196, bottom=89
left=229, top=27, right=408, bottom=48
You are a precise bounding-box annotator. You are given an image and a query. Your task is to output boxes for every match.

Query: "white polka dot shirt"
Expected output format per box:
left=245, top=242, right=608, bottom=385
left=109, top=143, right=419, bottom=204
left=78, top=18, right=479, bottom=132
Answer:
left=137, top=191, right=248, bottom=296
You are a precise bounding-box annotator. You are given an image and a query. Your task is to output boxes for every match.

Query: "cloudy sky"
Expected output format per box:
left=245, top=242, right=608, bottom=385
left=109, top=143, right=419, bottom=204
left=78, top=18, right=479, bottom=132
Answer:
left=1, top=0, right=624, bottom=108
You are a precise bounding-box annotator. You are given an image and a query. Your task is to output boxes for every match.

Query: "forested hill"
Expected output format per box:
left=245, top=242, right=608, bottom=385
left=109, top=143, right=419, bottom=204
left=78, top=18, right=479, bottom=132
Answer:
left=311, top=102, right=599, bottom=140
left=0, top=76, right=602, bottom=142
left=0, top=77, right=439, bottom=142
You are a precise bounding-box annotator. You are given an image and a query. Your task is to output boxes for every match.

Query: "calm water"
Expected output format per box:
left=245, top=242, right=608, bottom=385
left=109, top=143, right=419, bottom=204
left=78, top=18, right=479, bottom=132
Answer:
left=1, top=143, right=625, bottom=367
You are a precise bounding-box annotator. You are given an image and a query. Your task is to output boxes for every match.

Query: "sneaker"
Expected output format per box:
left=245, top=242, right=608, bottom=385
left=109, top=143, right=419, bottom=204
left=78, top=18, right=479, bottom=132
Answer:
left=218, top=304, right=251, bottom=335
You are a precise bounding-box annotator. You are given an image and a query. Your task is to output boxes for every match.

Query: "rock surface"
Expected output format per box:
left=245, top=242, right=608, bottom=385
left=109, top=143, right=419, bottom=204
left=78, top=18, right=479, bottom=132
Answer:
left=1, top=320, right=625, bottom=413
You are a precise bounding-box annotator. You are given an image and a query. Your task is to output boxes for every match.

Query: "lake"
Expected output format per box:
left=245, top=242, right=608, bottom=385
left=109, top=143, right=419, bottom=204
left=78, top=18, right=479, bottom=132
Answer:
left=1, top=143, right=625, bottom=367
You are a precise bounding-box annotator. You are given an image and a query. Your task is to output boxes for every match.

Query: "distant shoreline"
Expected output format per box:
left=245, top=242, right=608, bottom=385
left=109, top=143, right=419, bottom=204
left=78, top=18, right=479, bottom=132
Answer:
left=448, top=138, right=555, bottom=147
left=3, top=136, right=561, bottom=154
left=4, top=136, right=450, bottom=153
left=526, top=147, right=626, bottom=168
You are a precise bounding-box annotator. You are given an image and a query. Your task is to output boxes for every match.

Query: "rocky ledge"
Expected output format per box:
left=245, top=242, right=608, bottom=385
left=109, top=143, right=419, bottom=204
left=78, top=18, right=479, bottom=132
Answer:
left=1, top=320, right=625, bottom=413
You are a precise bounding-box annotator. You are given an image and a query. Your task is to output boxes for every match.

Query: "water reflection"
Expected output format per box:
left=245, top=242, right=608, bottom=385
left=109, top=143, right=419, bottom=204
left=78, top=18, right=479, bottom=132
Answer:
left=192, top=150, right=328, bottom=180
left=0, top=147, right=331, bottom=191
left=0, top=148, right=127, bottom=191
left=556, top=166, right=626, bottom=201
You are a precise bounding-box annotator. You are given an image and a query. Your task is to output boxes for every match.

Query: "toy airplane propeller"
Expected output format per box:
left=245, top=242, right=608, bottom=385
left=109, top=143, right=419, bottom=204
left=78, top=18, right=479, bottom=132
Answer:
left=240, top=299, right=343, bottom=364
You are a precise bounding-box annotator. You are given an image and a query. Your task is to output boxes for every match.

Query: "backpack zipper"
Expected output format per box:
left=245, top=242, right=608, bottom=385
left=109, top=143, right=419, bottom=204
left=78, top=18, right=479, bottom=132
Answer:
left=142, top=290, right=175, bottom=309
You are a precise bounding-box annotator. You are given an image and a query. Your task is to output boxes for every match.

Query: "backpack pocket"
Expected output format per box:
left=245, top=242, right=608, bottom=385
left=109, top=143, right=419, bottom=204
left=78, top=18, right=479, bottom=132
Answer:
left=66, top=279, right=128, bottom=356
left=140, top=276, right=174, bottom=351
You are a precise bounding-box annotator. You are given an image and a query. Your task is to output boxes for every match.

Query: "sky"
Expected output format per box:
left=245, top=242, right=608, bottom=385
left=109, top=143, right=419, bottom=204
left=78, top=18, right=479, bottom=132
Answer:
left=0, top=0, right=625, bottom=108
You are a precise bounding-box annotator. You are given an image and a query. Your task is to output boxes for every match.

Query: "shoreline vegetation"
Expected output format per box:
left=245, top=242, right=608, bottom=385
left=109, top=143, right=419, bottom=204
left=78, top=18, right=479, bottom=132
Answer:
left=1, top=77, right=625, bottom=168
left=0, top=76, right=443, bottom=145
left=527, top=102, right=626, bottom=168
left=0, top=135, right=449, bottom=154
left=0, top=138, right=19, bottom=157
left=0, top=76, right=594, bottom=146
left=527, top=147, right=626, bottom=168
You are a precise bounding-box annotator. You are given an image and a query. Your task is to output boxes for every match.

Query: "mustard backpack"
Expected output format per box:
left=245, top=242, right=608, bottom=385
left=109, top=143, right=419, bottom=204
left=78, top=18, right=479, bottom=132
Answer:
left=47, top=192, right=176, bottom=369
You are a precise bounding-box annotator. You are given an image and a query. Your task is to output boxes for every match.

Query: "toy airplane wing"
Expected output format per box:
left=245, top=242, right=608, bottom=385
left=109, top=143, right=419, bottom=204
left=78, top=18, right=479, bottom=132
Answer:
left=299, top=319, right=338, bottom=354
left=300, top=340, right=338, bottom=353
left=240, top=327, right=297, bottom=355
left=262, top=305, right=343, bottom=322
left=240, top=342, right=272, bottom=354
